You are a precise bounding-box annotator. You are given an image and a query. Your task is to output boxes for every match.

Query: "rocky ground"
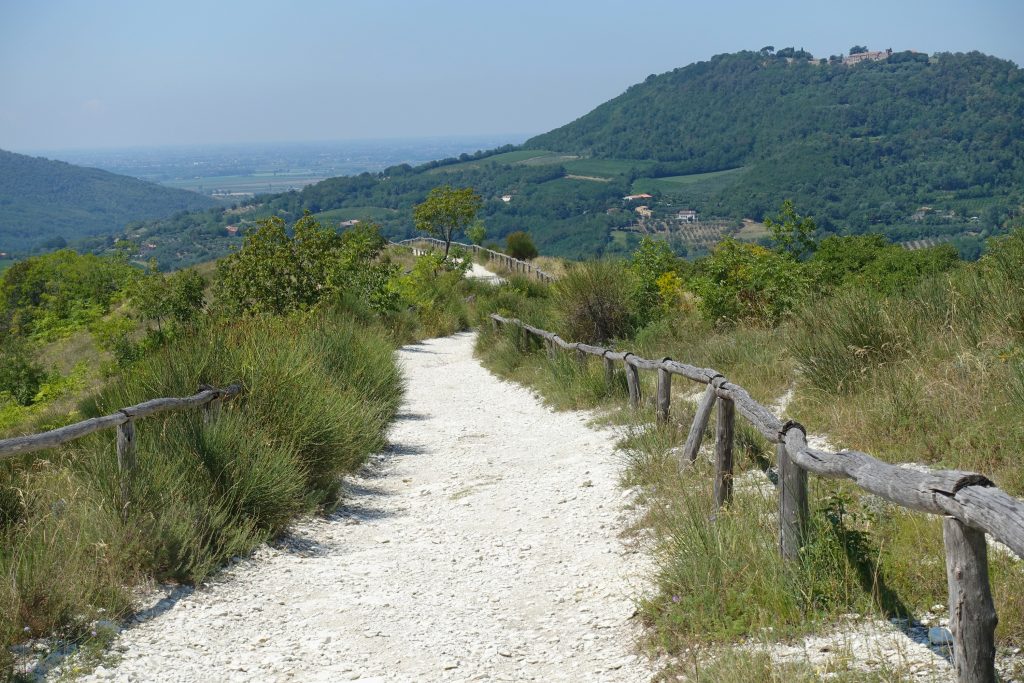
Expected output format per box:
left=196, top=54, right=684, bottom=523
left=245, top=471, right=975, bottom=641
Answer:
left=71, top=332, right=656, bottom=683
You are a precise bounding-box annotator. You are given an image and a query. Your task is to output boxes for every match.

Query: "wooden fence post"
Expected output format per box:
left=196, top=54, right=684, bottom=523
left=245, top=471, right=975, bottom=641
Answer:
left=623, top=354, right=641, bottom=410
left=546, top=338, right=557, bottom=360
left=199, top=384, right=221, bottom=424
left=778, top=441, right=808, bottom=562
left=656, top=358, right=672, bottom=424
left=713, top=397, right=735, bottom=508
left=682, top=384, right=717, bottom=463
left=943, top=516, right=998, bottom=683
left=575, top=344, right=587, bottom=367
left=491, top=317, right=500, bottom=333
left=602, top=352, right=615, bottom=387
left=116, top=418, right=136, bottom=510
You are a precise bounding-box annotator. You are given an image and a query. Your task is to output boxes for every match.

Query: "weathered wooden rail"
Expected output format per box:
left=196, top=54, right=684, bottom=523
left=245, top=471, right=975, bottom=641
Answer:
left=394, top=237, right=556, bottom=283
left=490, top=313, right=1022, bottom=683
left=0, top=384, right=241, bottom=503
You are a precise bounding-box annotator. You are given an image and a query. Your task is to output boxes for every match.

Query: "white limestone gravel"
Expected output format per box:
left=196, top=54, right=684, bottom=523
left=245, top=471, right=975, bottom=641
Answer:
left=77, top=331, right=656, bottom=683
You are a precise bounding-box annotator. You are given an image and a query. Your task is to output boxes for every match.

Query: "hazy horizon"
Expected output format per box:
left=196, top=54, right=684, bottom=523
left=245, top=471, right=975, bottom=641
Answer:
left=2, top=0, right=1022, bottom=151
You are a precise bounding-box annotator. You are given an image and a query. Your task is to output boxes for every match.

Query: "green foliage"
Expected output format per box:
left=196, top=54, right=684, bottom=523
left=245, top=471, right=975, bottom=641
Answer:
left=692, top=239, right=810, bottom=326
left=764, top=199, right=816, bottom=260
left=465, top=220, right=487, bottom=246
left=0, top=340, right=46, bottom=406
left=504, top=231, right=538, bottom=260
left=552, top=261, right=635, bottom=343
left=213, top=214, right=397, bottom=315
left=392, top=252, right=469, bottom=337
left=412, top=185, right=482, bottom=258
left=0, top=310, right=402, bottom=651
left=0, top=148, right=216, bottom=253
left=132, top=267, right=205, bottom=333
left=628, top=237, right=680, bottom=326
left=809, top=235, right=960, bottom=295
left=0, top=250, right=138, bottom=341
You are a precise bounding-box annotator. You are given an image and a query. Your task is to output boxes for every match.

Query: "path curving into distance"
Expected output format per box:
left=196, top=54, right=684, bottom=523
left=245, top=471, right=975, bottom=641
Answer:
left=79, top=331, right=655, bottom=683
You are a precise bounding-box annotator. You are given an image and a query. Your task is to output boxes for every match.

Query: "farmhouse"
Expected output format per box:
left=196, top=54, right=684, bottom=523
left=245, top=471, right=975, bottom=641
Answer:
left=635, top=205, right=653, bottom=218
left=501, top=195, right=512, bottom=203
left=623, top=193, right=653, bottom=202
left=339, top=219, right=361, bottom=228
left=676, top=209, right=698, bottom=222
left=226, top=225, right=240, bottom=235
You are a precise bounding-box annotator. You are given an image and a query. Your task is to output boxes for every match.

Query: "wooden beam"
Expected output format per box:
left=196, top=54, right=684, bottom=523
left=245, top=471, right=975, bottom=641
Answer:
left=682, top=384, right=717, bottom=463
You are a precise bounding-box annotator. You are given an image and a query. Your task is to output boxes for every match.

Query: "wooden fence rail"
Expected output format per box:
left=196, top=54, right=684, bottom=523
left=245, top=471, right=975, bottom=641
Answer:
left=0, top=384, right=241, bottom=504
left=393, top=237, right=556, bottom=283
left=490, top=313, right=1022, bottom=683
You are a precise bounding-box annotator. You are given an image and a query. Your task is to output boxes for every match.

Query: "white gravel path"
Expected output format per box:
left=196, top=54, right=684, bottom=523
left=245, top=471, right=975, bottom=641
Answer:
left=79, top=331, right=655, bottom=683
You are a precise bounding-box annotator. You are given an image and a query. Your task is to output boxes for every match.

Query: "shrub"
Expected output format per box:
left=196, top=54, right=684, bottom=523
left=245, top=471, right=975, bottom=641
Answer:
left=628, top=237, right=681, bottom=327
left=0, top=341, right=46, bottom=405
left=0, top=310, right=401, bottom=651
left=505, top=231, right=539, bottom=260
left=552, top=260, right=635, bottom=343
left=691, top=239, right=810, bottom=326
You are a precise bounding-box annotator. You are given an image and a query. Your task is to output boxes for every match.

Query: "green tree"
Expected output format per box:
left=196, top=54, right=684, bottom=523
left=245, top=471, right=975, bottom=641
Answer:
left=505, top=231, right=539, bottom=260
left=765, top=199, right=817, bottom=260
left=214, top=214, right=397, bottom=315
left=849, top=45, right=868, bottom=55
left=466, top=221, right=487, bottom=246
left=412, top=185, right=482, bottom=259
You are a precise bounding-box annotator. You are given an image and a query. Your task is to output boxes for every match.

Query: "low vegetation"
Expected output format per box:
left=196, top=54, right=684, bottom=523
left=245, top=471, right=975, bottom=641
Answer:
left=0, top=213, right=481, bottom=676
left=473, top=203, right=1024, bottom=676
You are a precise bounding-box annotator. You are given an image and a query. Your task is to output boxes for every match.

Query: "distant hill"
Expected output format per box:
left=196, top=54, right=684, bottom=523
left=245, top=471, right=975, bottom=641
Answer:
left=89, top=49, right=1024, bottom=266
left=526, top=49, right=1024, bottom=233
left=0, top=149, right=216, bottom=254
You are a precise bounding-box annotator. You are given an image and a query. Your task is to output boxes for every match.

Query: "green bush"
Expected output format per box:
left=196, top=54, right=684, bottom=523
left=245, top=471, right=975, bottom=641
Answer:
left=0, top=341, right=46, bottom=406
left=552, top=260, right=635, bottom=343
left=505, top=231, right=539, bottom=260
left=691, top=239, right=809, bottom=326
left=0, top=310, right=401, bottom=654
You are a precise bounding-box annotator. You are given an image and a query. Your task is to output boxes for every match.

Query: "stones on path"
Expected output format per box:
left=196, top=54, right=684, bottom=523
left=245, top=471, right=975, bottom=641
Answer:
left=69, top=332, right=655, bottom=683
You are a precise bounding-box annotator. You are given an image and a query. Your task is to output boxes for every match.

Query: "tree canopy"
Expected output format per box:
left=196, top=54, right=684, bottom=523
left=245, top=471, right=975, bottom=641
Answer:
left=412, top=185, right=482, bottom=259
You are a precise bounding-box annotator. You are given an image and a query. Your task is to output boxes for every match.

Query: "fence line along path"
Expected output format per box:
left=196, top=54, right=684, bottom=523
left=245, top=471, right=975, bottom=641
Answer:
left=491, top=313, right=1023, bottom=683
left=394, top=237, right=556, bottom=283
left=0, top=384, right=241, bottom=505
left=77, top=332, right=654, bottom=682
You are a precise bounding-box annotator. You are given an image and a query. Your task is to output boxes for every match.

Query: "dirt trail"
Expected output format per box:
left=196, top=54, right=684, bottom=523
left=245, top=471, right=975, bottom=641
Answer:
left=79, top=332, right=655, bottom=683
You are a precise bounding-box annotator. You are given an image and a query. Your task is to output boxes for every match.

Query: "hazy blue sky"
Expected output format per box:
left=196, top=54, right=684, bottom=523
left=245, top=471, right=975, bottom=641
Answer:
left=1, top=0, right=1021, bottom=151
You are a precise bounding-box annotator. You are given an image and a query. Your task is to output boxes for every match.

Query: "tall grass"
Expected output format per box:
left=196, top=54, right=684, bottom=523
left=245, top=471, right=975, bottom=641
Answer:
left=0, top=308, right=402, bottom=671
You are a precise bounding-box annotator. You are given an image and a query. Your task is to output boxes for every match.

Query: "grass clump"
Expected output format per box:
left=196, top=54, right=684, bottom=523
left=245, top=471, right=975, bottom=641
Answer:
left=0, top=307, right=402, bottom=670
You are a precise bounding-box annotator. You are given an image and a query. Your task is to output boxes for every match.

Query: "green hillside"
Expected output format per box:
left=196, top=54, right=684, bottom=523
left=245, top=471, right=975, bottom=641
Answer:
left=527, top=49, right=1024, bottom=235
left=86, top=49, right=1024, bottom=267
left=0, top=149, right=217, bottom=254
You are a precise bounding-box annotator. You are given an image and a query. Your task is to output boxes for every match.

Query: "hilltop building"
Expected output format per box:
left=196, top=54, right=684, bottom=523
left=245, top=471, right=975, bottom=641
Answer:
left=844, top=48, right=892, bottom=65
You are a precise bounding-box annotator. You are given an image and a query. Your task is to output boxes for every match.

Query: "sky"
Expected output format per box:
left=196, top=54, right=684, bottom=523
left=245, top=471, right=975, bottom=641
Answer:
left=1, top=0, right=1022, bottom=152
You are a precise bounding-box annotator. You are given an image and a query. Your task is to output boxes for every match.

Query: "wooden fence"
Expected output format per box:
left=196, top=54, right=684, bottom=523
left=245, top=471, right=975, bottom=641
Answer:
left=490, top=313, right=1023, bottom=683
left=0, top=384, right=241, bottom=503
left=394, top=237, right=556, bottom=283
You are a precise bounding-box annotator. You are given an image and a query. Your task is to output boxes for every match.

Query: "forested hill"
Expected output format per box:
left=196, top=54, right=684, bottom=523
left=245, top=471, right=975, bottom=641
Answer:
left=526, top=49, right=1024, bottom=232
left=75, top=49, right=1024, bottom=267
left=0, top=149, right=216, bottom=254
